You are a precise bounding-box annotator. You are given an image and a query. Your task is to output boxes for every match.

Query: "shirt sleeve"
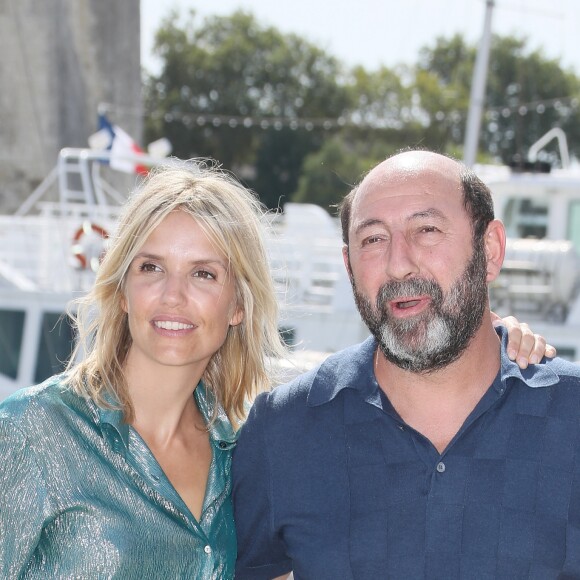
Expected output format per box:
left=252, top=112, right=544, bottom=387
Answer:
left=232, top=392, right=292, bottom=579
left=0, top=417, right=49, bottom=576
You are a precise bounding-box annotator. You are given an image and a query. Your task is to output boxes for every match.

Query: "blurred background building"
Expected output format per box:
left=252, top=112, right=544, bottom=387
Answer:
left=0, top=0, right=141, bottom=212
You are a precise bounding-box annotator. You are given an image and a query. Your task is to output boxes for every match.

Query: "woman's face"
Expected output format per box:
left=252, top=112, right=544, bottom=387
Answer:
left=122, top=210, right=243, bottom=376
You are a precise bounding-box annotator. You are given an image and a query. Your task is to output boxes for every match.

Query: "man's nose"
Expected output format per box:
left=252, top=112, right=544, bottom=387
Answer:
left=384, top=232, right=420, bottom=280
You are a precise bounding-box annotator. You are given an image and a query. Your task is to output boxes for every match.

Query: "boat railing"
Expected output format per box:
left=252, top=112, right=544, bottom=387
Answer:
left=267, top=203, right=350, bottom=312
left=15, top=148, right=177, bottom=217
left=489, top=238, right=580, bottom=323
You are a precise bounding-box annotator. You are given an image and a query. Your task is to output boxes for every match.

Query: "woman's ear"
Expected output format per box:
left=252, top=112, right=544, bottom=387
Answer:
left=229, top=305, right=244, bottom=327
left=484, top=219, right=506, bottom=283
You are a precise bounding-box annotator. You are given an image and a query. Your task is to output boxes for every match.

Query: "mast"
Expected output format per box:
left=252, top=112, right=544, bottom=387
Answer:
left=463, top=0, right=495, bottom=167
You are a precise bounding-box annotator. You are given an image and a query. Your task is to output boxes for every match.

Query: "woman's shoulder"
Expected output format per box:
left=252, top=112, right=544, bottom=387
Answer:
left=0, top=374, right=90, bottom=431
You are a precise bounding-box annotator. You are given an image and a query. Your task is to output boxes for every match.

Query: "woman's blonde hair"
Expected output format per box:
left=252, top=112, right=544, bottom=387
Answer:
left=65, top=161, right=287, bottom=427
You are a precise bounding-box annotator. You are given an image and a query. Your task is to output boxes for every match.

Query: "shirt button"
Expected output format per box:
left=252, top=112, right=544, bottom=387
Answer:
left=204, top=545, right=212, bottom=554
left=436, top=461, right=446, bottom=473
left=218, top=441, right=228, bottom=449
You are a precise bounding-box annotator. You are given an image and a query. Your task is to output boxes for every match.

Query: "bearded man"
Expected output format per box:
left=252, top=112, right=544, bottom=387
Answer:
left=233, top=151, right=577, bottom=580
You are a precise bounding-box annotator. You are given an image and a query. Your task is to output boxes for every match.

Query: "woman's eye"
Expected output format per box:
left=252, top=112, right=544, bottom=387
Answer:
left=139, top=262, right=161, bottom=272
left=193, top=270, right=216, bottom=280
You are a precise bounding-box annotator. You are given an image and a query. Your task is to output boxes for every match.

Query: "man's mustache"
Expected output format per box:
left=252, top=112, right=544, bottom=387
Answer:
left=376, top=278, right=443, bottom=308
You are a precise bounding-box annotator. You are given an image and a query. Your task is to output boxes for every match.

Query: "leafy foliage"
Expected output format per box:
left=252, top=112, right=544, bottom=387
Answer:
left=143, top=10, right=580, bottom=209
left=144, top=10, right=350, bottom=207
left=416, top=34, right=580, bottom=165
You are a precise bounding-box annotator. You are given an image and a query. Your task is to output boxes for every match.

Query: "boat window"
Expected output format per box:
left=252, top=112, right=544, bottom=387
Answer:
left=34, top=312, right=75, bottom=384
left=568, top=201, right=580, bottom=254
left=503, top=198, right=549, bottom=239
left=0, top=309, right=25, bottom=379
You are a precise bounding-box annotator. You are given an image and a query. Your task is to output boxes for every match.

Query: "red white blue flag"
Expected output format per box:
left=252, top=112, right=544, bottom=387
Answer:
left=92, top=114, right=149, bottom=175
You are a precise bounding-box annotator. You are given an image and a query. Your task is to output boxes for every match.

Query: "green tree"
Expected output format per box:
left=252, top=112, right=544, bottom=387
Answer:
left=340, top=65, right=426, bottom=152
left=144, top=10, right=351, bottom=207
left=483, top=36, right=580, bottom=165
left=144, top=9, right=580, bottom=212
left=292, top=138, right=370, bottom=211
left=292, top=65, right=431, bottom=209
left=415, top=34, right=580, bottom=164
left=415, top=34, right=480, bottom=154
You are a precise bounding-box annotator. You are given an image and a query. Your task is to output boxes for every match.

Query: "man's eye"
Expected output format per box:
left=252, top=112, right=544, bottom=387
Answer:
left=362, top=235, right=383, bottom=246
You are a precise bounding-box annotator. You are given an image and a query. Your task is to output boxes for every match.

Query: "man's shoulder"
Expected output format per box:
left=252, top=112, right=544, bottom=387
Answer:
left=515, top=356, right=580, bottom=412
left=543, top=356, right=580, bottom=382
left=266, top=339, right=374, bottom=407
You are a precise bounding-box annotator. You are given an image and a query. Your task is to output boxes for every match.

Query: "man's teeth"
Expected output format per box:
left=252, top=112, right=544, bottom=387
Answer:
left=154, top=321, right=193, bottom=330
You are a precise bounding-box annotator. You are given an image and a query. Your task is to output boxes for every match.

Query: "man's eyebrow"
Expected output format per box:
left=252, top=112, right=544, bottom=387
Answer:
left=353, top=218, right=384, bottom=236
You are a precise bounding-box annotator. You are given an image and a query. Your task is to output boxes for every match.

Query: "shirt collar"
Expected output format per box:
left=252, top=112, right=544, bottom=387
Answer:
left=194, top=382, right=237, bottom=450
left=98, top=405, right=130, bottom=453
left=96, top=381, right=237, bottom=454
left=495, top=324, right=560, bottom=390
left=307, top=326, right=561, bottom=408
left=307, top=336, right=381, bottom=408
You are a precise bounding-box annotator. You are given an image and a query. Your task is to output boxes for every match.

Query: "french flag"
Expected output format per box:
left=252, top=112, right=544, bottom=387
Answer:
left=91, top=113, right=149, bottom=175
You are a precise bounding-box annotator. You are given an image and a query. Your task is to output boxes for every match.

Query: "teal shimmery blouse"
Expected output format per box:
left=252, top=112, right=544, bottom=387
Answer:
left=0, top=375, right=237, bottom=579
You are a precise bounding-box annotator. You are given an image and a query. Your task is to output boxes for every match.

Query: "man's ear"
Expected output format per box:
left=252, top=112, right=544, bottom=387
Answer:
left=342, top=245, right=352, bottom=279
left=484, top=219, right=506, bottom=283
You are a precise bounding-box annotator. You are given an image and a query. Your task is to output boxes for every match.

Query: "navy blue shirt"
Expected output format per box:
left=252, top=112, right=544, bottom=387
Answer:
left=233, top=328, right=580, bottom=579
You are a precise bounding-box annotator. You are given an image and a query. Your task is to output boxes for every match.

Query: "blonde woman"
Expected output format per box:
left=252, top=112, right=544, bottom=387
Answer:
left=0, top=162, right=286, bottom=578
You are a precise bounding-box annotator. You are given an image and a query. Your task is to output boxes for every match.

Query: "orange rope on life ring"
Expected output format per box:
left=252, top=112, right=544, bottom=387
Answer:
left=71, top=221, right=109, bottom=270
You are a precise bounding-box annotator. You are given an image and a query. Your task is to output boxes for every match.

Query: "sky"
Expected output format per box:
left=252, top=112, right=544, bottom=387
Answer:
left=141, top=0, right=580, bottom=76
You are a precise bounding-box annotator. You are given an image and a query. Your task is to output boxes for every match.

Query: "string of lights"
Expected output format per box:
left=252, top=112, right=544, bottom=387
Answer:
left=485, top=95, right=579, bottom=118
left=102, top=94, right=579, bottom=132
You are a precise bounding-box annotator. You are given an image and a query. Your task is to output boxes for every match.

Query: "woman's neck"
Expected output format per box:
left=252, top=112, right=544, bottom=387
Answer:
left=124, top=352, right=205, bottom=444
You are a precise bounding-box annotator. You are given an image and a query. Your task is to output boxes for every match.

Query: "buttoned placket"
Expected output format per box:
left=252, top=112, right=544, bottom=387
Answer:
left=96, top=384, right=236, bottom=577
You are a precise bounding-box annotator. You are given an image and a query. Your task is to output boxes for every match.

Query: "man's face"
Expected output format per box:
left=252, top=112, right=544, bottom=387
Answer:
left=345, top=151, right=490, bottom=373
left=353, top=238, right=488, bottom=372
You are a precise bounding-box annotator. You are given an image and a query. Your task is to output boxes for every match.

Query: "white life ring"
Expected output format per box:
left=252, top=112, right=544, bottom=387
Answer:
left=71, top=222, right=109, bottom=270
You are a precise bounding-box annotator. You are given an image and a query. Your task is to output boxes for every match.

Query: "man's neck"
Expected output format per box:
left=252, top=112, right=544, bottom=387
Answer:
left=375, top=321, right=501, bottom=453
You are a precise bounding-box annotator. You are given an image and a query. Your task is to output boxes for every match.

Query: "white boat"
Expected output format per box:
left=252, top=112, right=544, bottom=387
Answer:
left=1, top=139, right=579, bottom=400
left=479, top=162, right=580, bottom=360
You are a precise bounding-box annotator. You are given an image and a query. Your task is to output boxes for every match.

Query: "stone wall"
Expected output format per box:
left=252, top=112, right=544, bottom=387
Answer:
left=0, top=0, right=141, bottom=212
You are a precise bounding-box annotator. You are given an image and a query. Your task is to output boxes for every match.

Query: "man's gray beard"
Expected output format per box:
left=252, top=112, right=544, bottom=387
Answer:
left=352, top=240, right=489, bottom=373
